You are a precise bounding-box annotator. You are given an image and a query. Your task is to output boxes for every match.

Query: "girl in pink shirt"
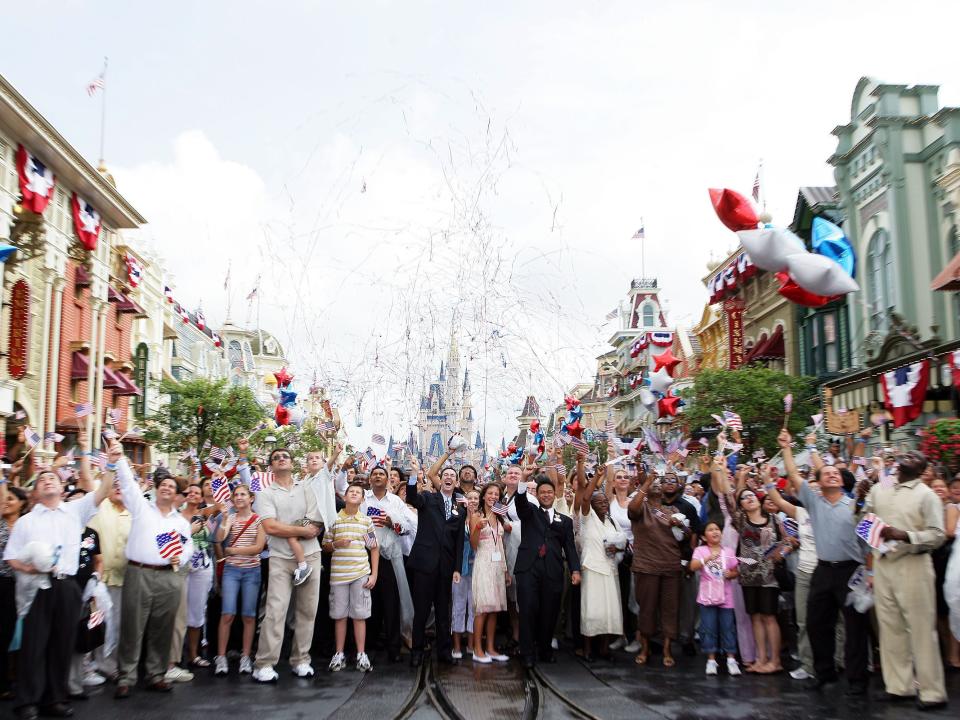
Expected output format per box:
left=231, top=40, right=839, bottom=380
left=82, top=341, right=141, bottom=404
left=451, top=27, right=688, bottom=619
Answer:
left=690, top=521, right=741, bottom=676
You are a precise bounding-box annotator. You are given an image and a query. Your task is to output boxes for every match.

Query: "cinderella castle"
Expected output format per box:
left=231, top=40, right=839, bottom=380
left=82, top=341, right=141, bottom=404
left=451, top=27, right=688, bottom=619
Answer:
left=417, top=329, right=485, bottom=466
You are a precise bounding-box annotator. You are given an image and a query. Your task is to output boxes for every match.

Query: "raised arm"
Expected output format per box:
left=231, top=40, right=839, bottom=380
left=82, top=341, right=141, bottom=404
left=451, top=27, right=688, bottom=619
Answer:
left=74, top=433, right=94, bottom=492
left=575, top=452, right=600, bottom=516
left=426, top=450, right=451, bottom=491
left=804, top=432, right=824, bottom=471
left=762, top=481, right=797, bottom=519
left=778, top=429, right=803, bottom=494
left=627, top=471, right=653, bottom=520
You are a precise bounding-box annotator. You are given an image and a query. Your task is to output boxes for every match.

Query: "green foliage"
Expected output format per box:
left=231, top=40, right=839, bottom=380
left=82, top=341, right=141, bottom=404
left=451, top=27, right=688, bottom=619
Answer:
left=247, top=418, right=334, bottom=464
left=680, top=367, right=819, bottom=454
left=144, top=377, right=267, bottom=454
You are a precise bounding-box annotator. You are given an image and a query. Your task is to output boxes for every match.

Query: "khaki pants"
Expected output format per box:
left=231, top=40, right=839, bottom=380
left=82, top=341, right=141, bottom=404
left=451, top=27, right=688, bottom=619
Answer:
left=874, top=554, right=946, bottom=703
left=117, top=566, right=185, bottom=686
left=794, top=569, right=814, bottom=675
left=169, top=577, right=189, bottom=666
left=255, top=552, right=322, bottom=671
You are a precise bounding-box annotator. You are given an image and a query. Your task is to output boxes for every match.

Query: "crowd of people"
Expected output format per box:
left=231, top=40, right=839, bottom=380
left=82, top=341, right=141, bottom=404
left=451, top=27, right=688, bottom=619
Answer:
left=1, top=421, right=959, bottom=719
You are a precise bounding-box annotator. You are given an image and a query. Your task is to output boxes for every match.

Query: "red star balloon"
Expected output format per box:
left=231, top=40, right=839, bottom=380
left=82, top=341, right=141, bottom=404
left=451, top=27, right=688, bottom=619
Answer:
left=658, top=395, right=681, bottom=417
left=274, top=367, right=294, bottom=388
left=274, top=404, right=290, bottom=426
left=652, top=349, right=682, bottom=377
left=565, top=419, right=584, bottom=439
left=709, top=188, right=759, bottom=232
left=775, top=272, right=840, bottom=308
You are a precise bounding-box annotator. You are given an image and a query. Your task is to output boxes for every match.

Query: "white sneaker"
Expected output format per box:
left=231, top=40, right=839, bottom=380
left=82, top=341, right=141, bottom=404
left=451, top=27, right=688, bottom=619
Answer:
left=214, top=656, right=229, bottom=676
left=328, top=653, right=346, bottom=672
left=551, top=637, right=559, bottom=650
left=164, top=666, right=194, bottom=683
left=609, top=637, right=626, bottom=651
left=356, top=652, right=372, bottom=672
left=705, top=659, right=719, bottom=676
left=239, top=656, right=253, bottom=674
left=293, top=565, right=313, bottom=586
left=789, top=667, right=812, bottom=680
left=727, top=657, right=742, bottom=676
left=490, top=653, right=509, bottom=662
left=82, top=672, right=105, bottom=686
left=292, top=662, right=315, bottom=677
left=252, top=665, right=279, bottom=683
left=451, top=651, right=463, bottom=659
left=624, top=640, right=642, bottom=653
left=473, top=654, right=492, bottom=664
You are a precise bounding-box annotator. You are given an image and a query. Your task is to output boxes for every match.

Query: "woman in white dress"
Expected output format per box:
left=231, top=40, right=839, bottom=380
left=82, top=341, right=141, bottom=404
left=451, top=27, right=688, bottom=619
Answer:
left=470, top=483, right=512, bottom=663
left=606, top=465, right=639, bottom=652
left=575, top=454, right=625, bottom=661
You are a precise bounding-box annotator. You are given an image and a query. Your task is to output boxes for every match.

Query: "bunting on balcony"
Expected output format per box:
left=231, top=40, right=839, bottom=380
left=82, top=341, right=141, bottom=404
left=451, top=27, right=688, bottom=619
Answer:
left=71, top=193, right=101, bottom=251
left=15, top=144, right=55, bottom=213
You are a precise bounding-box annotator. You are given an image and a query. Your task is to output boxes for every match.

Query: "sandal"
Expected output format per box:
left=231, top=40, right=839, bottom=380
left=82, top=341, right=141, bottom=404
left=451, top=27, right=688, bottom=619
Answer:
left=634, top=652, right=648, bottom=665
left=190, top=656, right=211, bottom=668
left=663, top=656, right=675, bottom=668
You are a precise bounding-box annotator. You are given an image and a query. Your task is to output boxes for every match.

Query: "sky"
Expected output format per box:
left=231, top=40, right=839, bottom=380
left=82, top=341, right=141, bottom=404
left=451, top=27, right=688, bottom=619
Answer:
left=4, top=0, right=960, bottom=451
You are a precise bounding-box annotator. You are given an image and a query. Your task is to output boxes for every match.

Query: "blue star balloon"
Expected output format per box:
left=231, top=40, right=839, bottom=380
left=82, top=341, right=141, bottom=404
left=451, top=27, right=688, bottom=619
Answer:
left=279, top=389, right=298, bottom=407
left=0, top=245, right=16, bottom=263
left=811, top=217, right=856, bottom=278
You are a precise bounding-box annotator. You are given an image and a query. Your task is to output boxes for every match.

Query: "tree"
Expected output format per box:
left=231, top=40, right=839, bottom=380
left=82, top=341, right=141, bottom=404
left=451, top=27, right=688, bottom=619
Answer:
left=145, top=377, right=267, bottom=454
left=679, top=367, right=819, bottom=455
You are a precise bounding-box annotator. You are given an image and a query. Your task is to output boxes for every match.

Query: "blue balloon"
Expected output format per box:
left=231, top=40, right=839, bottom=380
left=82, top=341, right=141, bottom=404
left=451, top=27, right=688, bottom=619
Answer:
left=811, top=217, right=856, bottom=278
left=279, top=389, right=298, bottom=407
left=0, top=245, right=16, bottom=263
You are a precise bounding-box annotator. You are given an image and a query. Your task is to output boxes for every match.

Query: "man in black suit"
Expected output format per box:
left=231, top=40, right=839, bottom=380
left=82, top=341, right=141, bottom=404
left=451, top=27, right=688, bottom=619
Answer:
left=514, top=473, right=581, bottom=668
left=405, top=457, right=464, bottom=666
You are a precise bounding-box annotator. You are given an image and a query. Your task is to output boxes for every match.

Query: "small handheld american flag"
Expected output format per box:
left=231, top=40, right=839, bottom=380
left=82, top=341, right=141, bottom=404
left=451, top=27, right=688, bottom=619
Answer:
left=371, top=433, right=386, bottom=446
left=366, top=506, right=383, bottom=517
left=74, top=403, right=92, bottom=418
left=156, top=531, right=183, bottom=560
left=211, top=476, right=231, bottom=505
left=782, top=517, right=799, bottom=539
left=855, top=513, right=889, bottom=550
left=722, top=411, right=743, bottom=431
left=249, top=471, right=273, bottom=493
left=491, top=501, right=508, bottom=517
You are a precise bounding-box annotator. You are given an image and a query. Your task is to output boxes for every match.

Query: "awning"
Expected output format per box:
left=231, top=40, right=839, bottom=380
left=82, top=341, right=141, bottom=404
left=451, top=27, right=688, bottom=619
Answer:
left=74, top=265, right=91, bottom=287
left=931, top=251, right=960, bottom=291
left=112, top=370, right=142, bottom=397
left=102, top=367, right=124, bottom=390
left=752, top=325, right=785, bottom=360
left=744, top=333, right=767, bottom=363
left=116, top=292, right=146, bottom=316
left=107, top=285, right=124, bottom=303
left=70, top=351, right=89, bottom=380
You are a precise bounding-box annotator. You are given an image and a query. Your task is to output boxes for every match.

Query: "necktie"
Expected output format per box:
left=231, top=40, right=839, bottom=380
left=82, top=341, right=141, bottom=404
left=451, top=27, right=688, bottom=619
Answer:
left=444, top=495, right=451, bottom=520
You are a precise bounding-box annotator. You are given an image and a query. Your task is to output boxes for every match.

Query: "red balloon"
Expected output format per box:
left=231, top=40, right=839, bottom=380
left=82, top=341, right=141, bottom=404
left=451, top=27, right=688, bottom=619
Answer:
left=775, top=272, right=840, bottom=307
left=565, top=419, right=584, bottom=439
left=274, top=367, right=294, bottom=388
left=274, top=404, right=290, bottom=426
left=658, top=395, right=681, bottom=417
left=652, top=348, right=682, bottom=377
left=529, top=420, right=540, bottom=434
left=709, top=188, right=759, bottom=232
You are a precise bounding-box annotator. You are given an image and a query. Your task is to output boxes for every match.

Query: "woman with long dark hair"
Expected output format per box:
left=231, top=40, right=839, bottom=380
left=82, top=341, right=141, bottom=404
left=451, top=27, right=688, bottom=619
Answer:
left=470, top=482, right=511, bottom=663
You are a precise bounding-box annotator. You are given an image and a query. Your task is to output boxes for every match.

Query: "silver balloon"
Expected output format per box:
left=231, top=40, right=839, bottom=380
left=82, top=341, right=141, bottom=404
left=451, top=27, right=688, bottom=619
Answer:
left=648, top=368, right=673, bottom=395
left=640, top=388, right=657, bottom=409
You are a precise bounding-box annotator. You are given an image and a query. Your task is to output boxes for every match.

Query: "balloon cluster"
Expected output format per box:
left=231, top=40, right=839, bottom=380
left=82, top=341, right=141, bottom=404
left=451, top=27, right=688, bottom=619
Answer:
left=500, top=441, right=523, bottom=464
left=559, top=396, right=584, bottom=439
left=273, top=367, right=300, bottom=427
left=529, top=420, right=545, bottom=456
left=639, top=348, right=685, bottom=418
left=709, top=189, right=859, bottom=307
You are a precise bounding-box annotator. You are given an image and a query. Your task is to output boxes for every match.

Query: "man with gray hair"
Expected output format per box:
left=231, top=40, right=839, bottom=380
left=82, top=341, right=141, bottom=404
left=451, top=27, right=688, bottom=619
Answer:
left=858, top=450, right=947, bottom=710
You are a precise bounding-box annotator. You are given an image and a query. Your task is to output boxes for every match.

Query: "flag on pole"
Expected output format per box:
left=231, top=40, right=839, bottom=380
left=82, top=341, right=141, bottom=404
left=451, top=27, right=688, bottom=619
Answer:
left=491, top=501, right=508, bottom=517
left=752, top=171, right=761, bottom=202
left=211, top=476, right=231, bottom=505
left=44, top=432, right=64, bottom=444
left=86, top=62, right=106, bottom=97
left=605, top=411, right=617, bottom=459
left=318, top=420, right=336, bottom=433
left=570, top=436, right=589, bottom=453
left=632, top=225, right=645, bottom=240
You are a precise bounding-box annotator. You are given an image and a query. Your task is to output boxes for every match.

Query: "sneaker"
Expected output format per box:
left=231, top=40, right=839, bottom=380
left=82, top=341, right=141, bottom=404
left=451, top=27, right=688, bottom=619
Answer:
left=551, top=638, right=559, bottom=650
left=624, top=640, right=642, bottom=654
left=706, top=659, right=719, bottom=676
left=473, top=654, right=492, bottom=664
left=356, top=653, right=372, bottom=672
left=164, top=666, right=194, bottom=683
left=292, top=663, right=315, bottom=678
left=490, top=654, right=509, bottom=662
left=293, top=565, right=313, bottom=586
left=727, top=658, right=742, bottom=676
left=610, top=637, right=626, bottom=651
left=790, top=668, right=812, bottom=680
left=451, top=651, right=463, bottom=660
left=239, top=656, right=253, bottom=674
left=252, top=666, right=279, bottom=683
left=214, top=656, right=229, bottom=676
left=83, top=672, right=106, bottom=686
left=328, top=653, right=347, bottom=672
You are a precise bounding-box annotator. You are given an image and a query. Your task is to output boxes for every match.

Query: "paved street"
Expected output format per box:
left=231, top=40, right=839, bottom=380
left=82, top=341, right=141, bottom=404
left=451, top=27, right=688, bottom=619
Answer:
left=60, top=646, right=958, bottom=720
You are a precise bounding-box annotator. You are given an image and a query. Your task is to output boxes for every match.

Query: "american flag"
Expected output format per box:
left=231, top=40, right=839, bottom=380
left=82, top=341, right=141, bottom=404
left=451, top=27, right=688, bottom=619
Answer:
left=44, top=432, right=64, bottom=443
left=23, top=425, right=42, bottom=448
left=87, top=608, right=105, bottom=629
left=246, top=285, right=258, bottom=302
left=632, top=224, right=645, bottom=240
left=722, top=411, right=743, bottom=431
left=699, top=437, right=710, bottom=448
left=783, top=393, right=793, bottom=413
left=211, top=476, right=231, bottom=505
left=570, top=436, right=589, bottom=453
left=605, top=307, right=618, bottom=321
left=782, top=518, right=799, bottom=538
left=207, top=446, right=226, bottom=464
left=156, top=531, right=183, bottom=560
left=371, top=433, right=386, bottom=446
left=105, top=408, right=121, bottom=426
left=491, top=501, right=508, bottom=517
left=89, top=452, right=108, bottom=469
left=364, top=448, right=377, bottom=464
left=366, top=506, right=383, bottom=516
left=318, top=420, right=336, bottom=433
left=86, top=73, right=105, bottom=97
left=163, top=285, right=174, bottom=303
left=752, top=171, right=761, bottom=202
left=249, top=471, right=274, bottom=493
left=855, top=513, right=888, bottom=550
left=125, top=253, right=143, bottom=289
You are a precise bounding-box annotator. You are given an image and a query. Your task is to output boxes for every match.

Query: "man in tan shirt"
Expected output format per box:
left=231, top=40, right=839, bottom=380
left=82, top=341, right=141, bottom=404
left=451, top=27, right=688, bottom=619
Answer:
left=859, top=450, right=947, bottom=709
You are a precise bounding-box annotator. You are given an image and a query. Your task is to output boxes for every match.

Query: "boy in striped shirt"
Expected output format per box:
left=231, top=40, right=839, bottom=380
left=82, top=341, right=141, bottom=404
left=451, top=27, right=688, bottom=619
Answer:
left=322, top=483, right=379, bottom=672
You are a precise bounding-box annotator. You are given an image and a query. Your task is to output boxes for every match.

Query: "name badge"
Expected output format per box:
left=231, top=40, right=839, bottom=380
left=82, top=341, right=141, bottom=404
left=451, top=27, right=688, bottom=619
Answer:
left=491, top=551, right=502, bottom=563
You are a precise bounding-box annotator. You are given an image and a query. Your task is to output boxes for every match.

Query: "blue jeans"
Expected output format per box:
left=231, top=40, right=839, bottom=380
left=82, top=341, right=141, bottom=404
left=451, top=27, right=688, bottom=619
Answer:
left=221, top=565, right=261, bottom=618
left=699, top=604, right=737, bottom=655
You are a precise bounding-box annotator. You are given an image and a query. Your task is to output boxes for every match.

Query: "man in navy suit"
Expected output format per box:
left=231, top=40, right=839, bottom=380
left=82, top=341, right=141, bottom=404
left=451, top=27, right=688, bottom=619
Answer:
left=405, top=456, right=465, bottom=666
left=514, top=472, right=581, bottom=668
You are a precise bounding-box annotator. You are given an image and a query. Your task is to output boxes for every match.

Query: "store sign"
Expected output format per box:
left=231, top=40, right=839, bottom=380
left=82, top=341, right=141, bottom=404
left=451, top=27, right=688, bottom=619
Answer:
left=8, top=280, right=30, bottom=380
left=723, top=298, right=746, bottom=369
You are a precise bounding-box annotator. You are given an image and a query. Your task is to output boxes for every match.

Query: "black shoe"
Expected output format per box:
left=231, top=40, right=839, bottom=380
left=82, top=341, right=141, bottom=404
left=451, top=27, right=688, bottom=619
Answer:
left=15, top=706, right=38, bottom=720
left=409, top=651, right=423, bottom=668
left=437, top=654, right=455, bottom=665
left=804, top=675, right=838, bottom=691
left=38, top=704, right=73, bottom=718
left=917, top=700, right=948, bottom=712
left=876, top=692, right=914, bottom=703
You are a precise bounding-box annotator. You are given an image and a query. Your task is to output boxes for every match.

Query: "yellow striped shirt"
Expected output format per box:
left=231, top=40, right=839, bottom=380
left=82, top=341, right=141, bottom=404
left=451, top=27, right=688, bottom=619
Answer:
left=324, top=510, right=375, bottom=585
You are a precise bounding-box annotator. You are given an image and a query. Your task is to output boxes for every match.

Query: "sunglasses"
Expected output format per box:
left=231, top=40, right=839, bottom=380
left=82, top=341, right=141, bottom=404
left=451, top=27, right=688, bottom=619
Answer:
left=272, top=453, right=292, bottom=460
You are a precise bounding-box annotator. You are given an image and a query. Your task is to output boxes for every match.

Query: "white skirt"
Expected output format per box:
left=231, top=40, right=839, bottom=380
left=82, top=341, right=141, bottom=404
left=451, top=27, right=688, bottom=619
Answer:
left=580, top=567, right=623, bottom=637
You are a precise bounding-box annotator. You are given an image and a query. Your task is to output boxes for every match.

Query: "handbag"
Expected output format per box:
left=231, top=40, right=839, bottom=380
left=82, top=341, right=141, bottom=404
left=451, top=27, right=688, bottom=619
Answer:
left=75, top=599, right=106, bottom=653
left=216, top=513, right=258, bottom=584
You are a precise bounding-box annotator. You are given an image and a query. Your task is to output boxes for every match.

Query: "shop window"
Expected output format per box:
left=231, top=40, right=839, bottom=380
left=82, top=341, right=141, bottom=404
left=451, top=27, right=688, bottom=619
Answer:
left=867, top=230, right=895, bottom=331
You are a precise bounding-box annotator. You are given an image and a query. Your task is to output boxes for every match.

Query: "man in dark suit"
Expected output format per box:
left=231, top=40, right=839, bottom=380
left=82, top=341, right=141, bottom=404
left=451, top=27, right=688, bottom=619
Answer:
left=514, top=473, right=581, bottom=668
left=405, top=460, right=465, bottom=666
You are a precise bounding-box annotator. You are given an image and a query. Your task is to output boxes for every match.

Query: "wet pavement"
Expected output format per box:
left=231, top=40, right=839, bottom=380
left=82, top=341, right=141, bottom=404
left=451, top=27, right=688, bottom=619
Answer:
left=51, top=646, right=958, bottom=720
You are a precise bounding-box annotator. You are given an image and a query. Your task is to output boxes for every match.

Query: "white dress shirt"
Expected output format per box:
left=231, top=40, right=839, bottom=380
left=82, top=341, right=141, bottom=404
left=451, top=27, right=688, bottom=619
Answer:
left=3, top=492, right=99, bottom=576
left=116, top=457, right=194, bottom=566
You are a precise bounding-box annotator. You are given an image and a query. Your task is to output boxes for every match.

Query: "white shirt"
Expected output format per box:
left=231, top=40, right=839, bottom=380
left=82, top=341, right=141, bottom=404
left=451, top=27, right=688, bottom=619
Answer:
left=3, top=492, right=99, bottom=576
left=515, top=481, right=549, bottom=521
left=361, top=489, right=413, bottom=534
left=307, top=467, right=340, bottom=529
left=116, top=458, right=194, bottom=566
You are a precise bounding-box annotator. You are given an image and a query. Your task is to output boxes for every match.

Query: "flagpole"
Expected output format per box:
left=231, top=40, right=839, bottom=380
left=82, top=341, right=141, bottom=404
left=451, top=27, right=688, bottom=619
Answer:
left=759, top=158, right=766, bottom=213
left=98, top=57, right=108, bottom=165
left=640, top=217, right=645, bottom=278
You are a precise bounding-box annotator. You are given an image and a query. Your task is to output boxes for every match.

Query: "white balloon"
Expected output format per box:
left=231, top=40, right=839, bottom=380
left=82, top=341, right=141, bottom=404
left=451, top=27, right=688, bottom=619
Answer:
left=736, top=228, right=807, bottom=272
left=286, top=405, right=305, bottom=427
left=785, top=252, right=860, bottom=296
left=448, top=433, right=469, bottom=453
left=649, top=368, right=673, bottom=395
left=640, top=388, right=657, bottom=409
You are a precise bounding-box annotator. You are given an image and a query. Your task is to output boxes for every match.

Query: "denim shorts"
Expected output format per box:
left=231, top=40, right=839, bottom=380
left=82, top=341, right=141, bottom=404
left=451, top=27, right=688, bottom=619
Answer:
left=221, top=564, right=261, bottom=618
